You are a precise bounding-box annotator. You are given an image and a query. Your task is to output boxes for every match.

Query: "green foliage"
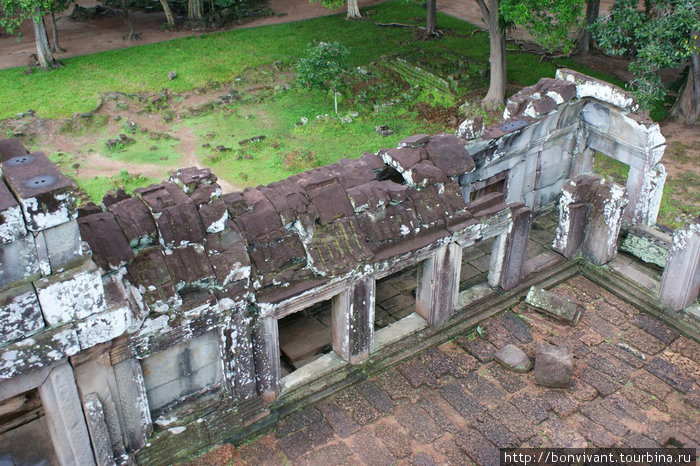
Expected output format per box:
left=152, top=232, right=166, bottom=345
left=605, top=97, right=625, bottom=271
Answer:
left=296, top=41, right=351, bottom=113
left=591, top=0, right=700, bottom=109
left=500, top=0, right=585, bottom=54
left=0, top=0, right=52, bottom=31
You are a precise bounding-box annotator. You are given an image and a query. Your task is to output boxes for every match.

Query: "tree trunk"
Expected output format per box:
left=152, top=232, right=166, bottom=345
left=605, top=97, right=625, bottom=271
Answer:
left=50, top=12, right=65, bottom=53
left=579, top=0, right=599, bottom=54
left=670, top=53, right=700, bottom=124
left=159, top=0, right=176, bottom=28
left=426, top=0, right=437, bottom=36
left=346, top=0, right=361, bottom=19
left=334, top=90, right=338, bottom=115
left=122, top=0, right=136, bottom=40
left=476, top=0, right=506, bottom=107
left=188, top=0, right=204, bottom=20
left=32, top=17, right=59, bottom=70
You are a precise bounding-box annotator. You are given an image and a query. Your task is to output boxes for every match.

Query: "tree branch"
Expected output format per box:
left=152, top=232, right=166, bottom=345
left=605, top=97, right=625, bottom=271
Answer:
left=475, top=0, right=490, bottom=25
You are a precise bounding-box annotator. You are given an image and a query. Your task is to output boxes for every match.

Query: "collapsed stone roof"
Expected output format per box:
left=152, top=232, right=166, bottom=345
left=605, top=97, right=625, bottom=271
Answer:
left=77, top=133, right=489, bottom=309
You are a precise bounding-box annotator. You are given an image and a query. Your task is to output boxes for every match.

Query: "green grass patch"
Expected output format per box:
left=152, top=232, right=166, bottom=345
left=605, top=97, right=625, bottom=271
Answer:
left=185, top=88, right=443, bottom=186
left=98, top=132, right=183, bottom=166
left=592, top=151, right=629, bottom=185
left=657, top=171, right=700, bottom=229
left=77, top=171, right=161, bottom=202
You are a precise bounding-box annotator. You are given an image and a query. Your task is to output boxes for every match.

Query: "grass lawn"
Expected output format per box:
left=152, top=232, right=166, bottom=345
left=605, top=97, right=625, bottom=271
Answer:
left=0, top=1, right=612, bottom=120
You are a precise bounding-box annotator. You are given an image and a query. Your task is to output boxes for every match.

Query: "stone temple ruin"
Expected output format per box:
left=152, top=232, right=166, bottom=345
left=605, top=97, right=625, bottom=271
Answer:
left=0, top=69, right=698, bottom=464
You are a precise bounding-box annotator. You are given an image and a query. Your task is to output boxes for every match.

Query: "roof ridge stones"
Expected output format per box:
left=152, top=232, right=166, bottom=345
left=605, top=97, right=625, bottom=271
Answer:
left=78, top=133, right=486, bottom=311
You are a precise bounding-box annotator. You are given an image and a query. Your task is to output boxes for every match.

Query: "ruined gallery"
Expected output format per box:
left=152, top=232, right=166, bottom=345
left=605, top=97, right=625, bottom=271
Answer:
left=0, top=69, right=697, bottom=464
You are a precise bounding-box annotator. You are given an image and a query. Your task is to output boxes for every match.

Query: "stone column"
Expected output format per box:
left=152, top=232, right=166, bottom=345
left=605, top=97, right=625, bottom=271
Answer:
left=416, top=243, right=461, bottom=325
left=498, top=205, right=532, bottom=290
left=38, top=362, right=96, bottom=466
left=581, top=182, right=627, bottom=265
left=332, top=277, right=375, bottom=364
left=659, top=222, right=700, bottom=311
left=73, top=359, right=127, bottom=459
left=251, top=314, right=279, bottom=401
left=112, top=358, right=152, bottom=451
left=220, top=308, right=258, bottom=401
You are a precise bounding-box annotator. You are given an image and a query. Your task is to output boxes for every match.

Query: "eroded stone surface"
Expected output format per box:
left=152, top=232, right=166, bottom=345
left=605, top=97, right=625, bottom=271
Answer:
left=493, top=344, right=532, bottom=373
left=534, top=343, right=573, bottom=388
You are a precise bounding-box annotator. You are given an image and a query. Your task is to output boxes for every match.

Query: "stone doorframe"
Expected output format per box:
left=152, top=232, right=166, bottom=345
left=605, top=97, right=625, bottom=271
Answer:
left=0, top=361, right=96, bottom=465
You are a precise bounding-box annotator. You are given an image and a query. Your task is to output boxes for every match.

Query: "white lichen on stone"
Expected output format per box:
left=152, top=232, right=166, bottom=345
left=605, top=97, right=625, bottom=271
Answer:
left=37, top=267, right=106, bottom=325
left=0, top=205, right=26, bottom=243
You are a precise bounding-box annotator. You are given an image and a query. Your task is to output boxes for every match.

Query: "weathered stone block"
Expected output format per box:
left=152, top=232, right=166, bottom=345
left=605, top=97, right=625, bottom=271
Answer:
left=1, top=152, right=77, bottom=232
left=38, top=363, right=96, bottom=466
left=0, top=233, right=40, bottom=289
left=78, top=211, right=134, bottom=270
left=0, top=284, right=44, bottom=344
left=42, top=219, right=83, bottom=272
left=620, top=225, right=670, bottom=267
left=555, top=68, right=637, bottom=111
left=82, top=393, right=116, bottom=466
left=76, top=306, right=130, bottom=349
left=525, top=286, right=584, bottom=326
left=113, top=358, right=152, bottom=450
left=0, top=180, right=26, bottom=244
left=0, top=325, right=80, bottom=380
left=534, top=343, right=573, bottom=388
left=659, top=222, right=700, bottom=311
left=493, top=344, right=532, bottom=373
left=456, top=116, right=484, bottom=140
left=141, top=331, right=223, bottom=411
left=0, top=138, right=28, bottom=161
left=35, top=260, right=106, bottom=326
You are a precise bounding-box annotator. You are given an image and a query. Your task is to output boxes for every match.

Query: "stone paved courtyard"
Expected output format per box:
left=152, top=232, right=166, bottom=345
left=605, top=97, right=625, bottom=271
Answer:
left=188, top=275, right=700, bottom=465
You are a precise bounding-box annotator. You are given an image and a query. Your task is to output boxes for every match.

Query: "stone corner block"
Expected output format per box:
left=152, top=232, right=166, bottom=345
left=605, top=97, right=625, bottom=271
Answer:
left=534, top=343, right=573, bottom=388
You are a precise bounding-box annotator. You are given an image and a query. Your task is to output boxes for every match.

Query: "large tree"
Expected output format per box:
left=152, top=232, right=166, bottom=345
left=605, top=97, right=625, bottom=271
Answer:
left=0, top=0, right=60, bottom=69
left=477, top=0, right=584, bottom=107
left=426, top=0, right=437, bottom=36
left=592, top=0, right=700, bottom=123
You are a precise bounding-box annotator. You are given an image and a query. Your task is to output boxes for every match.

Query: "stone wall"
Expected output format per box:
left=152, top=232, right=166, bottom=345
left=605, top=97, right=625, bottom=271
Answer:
left=461, top=69, right=666, bottom=228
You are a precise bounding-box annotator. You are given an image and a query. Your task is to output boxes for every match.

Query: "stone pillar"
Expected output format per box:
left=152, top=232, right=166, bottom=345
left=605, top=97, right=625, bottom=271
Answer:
left=82, top=393, right=116, bottom=466
left=219, top=308, right=258, bottom=401
left=416, top=243, right=461, bottom=325
left=570, top=146, right=594, bottom=178
left=332, top=277, right=375, bottom=364
left=488, top=233, right=508, bottom=288
left=112, top=358, right=152, bottom=451
left=38, top=362, right=96, bottom=466
left=251, top=314, right=280, bottom=401
left=659, top=222, right=700, bottom=311
left=499, top=205, right=532, bottom=290
left=73, top=359, right=127, bottom=459
left=552, top=202, right=590, bottom=259
left=581, top=182, right=627, bottom=265
left=626, top=163, right=666, bottom=227
left=552, top=174, right=628, bottom=265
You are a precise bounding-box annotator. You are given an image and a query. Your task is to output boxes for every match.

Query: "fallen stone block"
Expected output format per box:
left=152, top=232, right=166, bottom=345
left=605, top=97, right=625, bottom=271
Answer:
left=620, top=224, right=670, bottom=268
left=525, top=286, right=584, bottom=326
left=534, top=343, right=573, bottom=388
left=493, top=344, right=532, bottom=373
